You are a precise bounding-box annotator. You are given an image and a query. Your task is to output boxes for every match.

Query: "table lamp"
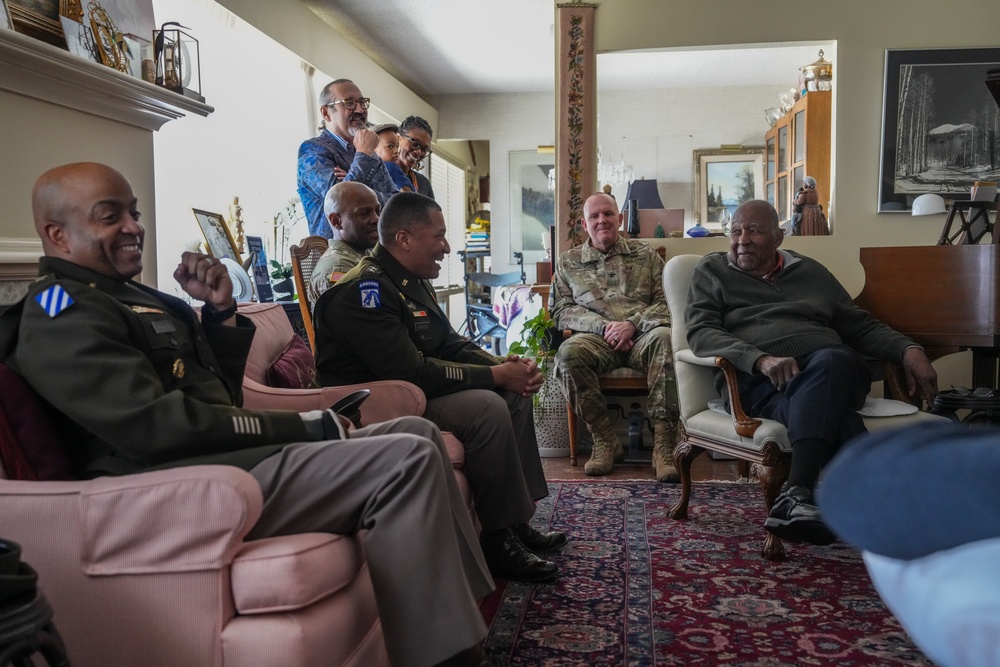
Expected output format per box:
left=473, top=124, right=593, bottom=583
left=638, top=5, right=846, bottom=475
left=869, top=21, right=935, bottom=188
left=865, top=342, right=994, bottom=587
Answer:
left=623, top=179, right=664, bottom=238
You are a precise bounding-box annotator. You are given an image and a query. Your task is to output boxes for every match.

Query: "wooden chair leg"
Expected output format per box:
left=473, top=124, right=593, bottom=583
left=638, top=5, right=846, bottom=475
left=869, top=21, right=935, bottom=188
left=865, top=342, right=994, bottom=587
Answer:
left=566, top=401, right=578, bottom=466
left=668, top=425, right=704, bottom=520
left=753, top=461, right=790, bottom=561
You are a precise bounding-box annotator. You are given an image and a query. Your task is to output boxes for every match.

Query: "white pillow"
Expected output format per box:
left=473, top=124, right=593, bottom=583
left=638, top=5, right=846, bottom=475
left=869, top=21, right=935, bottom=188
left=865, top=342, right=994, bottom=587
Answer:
left=706, top=396, right=917, bottom=417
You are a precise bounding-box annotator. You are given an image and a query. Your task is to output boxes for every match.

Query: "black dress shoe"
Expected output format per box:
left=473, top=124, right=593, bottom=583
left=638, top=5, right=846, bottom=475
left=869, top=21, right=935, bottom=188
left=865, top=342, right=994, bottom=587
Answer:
left=479, top=528, right=559, bottom=583
left=764, top=485, right=836, bottom=545
left=512, top=523, right=568, bottom=554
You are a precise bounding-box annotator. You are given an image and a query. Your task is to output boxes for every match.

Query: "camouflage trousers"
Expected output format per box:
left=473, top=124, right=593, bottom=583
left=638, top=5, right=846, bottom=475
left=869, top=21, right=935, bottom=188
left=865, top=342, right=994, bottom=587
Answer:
left=553, top=327, right=676, bottom=431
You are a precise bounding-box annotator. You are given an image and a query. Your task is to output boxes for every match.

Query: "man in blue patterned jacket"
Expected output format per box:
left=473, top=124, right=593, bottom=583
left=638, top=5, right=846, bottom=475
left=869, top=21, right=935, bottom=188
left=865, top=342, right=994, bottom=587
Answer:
left=297, top=79, right=398, bottom=238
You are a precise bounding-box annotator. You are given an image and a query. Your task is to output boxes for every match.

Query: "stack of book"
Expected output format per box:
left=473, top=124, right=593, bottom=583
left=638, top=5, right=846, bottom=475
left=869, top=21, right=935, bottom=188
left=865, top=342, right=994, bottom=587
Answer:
left=465, top=230, right=489, bottom=252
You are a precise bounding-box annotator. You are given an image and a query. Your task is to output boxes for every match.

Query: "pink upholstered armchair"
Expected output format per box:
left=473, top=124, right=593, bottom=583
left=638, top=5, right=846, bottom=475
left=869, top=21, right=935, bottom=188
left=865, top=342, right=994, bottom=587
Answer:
left=0, top=302, right=473, bottom=666
left=235, top=302, right=474, bottom=508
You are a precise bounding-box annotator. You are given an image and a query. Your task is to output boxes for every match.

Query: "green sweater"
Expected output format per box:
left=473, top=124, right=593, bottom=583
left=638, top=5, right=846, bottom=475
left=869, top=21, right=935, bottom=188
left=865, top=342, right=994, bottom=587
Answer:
left=686, top=251, right=915, bottom=385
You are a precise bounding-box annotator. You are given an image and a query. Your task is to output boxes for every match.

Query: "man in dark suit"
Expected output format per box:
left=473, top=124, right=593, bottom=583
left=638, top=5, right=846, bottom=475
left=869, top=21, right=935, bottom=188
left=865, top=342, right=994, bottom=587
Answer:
left=314, top=192, right=567, bottom=584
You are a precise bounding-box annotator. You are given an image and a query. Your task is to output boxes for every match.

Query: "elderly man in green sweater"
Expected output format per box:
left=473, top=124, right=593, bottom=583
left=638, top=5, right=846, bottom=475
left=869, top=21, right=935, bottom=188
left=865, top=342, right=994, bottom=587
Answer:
left=685, top=199, right=938, bottom=545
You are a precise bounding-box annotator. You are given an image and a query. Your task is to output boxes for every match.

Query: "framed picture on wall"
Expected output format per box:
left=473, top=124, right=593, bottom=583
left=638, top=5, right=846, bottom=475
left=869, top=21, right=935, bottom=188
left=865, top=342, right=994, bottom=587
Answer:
left=509, top=151, right=555, bottom=265
left=878, top=47, right=1000, bottom=212
left=192, top=208, right=240, bottom=262
left=693, top=147, right=764, bottom=224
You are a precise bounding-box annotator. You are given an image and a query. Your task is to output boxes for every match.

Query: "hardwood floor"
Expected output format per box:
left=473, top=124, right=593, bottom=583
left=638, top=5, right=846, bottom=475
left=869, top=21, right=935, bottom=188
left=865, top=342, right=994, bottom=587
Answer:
left=541, top=451, right=740, bottom=482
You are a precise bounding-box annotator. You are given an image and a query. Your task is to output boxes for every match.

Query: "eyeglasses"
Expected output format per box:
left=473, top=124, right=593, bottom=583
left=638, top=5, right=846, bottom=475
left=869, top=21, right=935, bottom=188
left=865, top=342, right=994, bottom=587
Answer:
left=950, top=386, right=995, bottom=398
left=326, top=97, right=371, bottom=111
left=400, top=133, right=432, bottom=155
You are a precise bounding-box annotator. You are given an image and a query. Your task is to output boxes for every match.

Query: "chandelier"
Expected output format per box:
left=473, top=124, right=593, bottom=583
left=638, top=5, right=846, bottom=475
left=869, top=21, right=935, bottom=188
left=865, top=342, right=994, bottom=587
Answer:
left=597, top=144, right=634, bottom=190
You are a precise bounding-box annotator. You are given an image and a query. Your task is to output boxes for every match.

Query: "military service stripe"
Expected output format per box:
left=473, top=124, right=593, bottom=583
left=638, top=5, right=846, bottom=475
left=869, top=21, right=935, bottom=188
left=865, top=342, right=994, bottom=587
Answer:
left=232, top=415, right=262, bottom=435
left=444, top=366, right=464, bottom=381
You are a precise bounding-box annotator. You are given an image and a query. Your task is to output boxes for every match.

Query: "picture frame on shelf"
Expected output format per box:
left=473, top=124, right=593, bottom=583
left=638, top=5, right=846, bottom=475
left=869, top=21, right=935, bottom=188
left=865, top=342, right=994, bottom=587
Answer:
left=8, top=0, right=67, bottom=47
left=693, top=147, right=764, bottom=225
left=1, top=0, right=13, bottom=30
left=245, top=235, right=274, bottom=303
left=878, top=47, right=1000, bottom=213
left=192, top=208, right=240, bottom=262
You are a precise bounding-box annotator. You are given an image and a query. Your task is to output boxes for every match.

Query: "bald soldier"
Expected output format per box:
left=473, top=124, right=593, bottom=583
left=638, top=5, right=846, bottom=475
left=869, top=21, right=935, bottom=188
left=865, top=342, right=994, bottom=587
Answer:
left=309, top=181, right=381, bottom=303
left=0, top=162, right=511, bottom=667
left=551, top=192, right=677, bottom=481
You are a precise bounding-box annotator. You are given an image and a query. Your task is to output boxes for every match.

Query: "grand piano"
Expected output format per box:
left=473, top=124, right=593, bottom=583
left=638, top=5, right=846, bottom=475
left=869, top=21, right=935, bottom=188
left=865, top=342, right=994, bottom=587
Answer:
left=855, top=244, right=1000, bottom=390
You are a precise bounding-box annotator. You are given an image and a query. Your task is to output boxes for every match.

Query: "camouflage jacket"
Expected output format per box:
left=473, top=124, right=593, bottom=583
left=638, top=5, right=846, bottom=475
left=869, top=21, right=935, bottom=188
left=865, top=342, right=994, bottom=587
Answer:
left=308, top=239, right=368, bottom=304
left=551, top=237, right=669, bottom=335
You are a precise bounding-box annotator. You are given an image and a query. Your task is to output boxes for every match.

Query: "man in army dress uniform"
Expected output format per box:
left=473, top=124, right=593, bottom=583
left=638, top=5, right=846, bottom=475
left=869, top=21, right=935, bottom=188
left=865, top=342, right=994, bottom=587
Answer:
left=0, top=163, right=507, bottom=667
left=313, top=192, right=567, bottom=584
left=308, top=181, right=380, bottom=303
left=551, top=192, right=678, bottom=481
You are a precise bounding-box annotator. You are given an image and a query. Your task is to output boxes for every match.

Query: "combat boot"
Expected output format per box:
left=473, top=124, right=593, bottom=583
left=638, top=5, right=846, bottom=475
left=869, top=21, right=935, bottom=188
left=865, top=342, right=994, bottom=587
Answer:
left=653, top=420, right=680, bottom=483
left=584, top=420, right=622, bottom=476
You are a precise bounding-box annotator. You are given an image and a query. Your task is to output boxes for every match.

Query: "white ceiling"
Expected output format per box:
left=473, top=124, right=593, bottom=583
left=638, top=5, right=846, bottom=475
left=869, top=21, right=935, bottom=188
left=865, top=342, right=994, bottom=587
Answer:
left=305, top=0, right=831, bottom=98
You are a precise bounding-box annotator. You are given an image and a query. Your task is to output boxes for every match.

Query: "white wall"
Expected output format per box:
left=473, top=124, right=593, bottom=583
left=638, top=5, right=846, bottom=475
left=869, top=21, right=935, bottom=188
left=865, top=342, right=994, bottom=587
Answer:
left=439, top=93, right=556, bottom=275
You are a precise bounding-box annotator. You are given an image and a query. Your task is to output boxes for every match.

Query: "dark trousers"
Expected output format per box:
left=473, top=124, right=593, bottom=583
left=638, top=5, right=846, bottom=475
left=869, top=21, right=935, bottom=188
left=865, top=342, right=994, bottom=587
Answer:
left=739, top=345, right=872, bottom=479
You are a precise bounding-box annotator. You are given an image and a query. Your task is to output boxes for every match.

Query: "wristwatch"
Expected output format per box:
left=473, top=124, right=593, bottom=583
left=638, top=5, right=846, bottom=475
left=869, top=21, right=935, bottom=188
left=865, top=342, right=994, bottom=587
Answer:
left=201, top=300, right=238, bottom=324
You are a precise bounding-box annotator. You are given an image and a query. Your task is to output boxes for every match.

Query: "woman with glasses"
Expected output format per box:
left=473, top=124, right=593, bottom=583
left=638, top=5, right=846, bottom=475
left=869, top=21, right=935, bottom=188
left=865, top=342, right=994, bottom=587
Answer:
left=392, top=115, right=436, bottom=200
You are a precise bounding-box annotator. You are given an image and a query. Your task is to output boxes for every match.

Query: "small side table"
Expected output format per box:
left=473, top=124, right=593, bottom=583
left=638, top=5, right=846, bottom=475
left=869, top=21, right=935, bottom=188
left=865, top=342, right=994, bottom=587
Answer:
left=930, top=390, right=1000, bottom=425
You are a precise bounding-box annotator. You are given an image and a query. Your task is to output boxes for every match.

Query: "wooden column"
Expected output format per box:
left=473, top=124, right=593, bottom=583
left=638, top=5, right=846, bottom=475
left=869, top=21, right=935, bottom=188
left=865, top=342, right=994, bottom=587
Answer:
left=555, top=2, right=598, bottom=257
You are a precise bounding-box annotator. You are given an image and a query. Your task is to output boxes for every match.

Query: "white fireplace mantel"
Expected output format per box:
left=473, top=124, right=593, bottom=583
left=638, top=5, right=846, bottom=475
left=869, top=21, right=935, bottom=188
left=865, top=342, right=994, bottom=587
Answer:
left=0, top=28, right=214, bottom=131
left=0, top=28, right=214, bottom=266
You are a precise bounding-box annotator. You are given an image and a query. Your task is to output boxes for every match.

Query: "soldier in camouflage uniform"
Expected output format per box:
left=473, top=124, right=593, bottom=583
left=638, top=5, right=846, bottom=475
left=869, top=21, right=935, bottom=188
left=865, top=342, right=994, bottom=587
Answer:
left=551, top=192, right=678, bottom=481
left=308, top=181, right=380, bottom=303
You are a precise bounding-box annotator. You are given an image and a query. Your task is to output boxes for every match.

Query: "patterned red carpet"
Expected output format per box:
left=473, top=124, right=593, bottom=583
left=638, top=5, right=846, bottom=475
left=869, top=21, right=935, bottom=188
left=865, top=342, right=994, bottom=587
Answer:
left=482, top=481, right=931, bottom=666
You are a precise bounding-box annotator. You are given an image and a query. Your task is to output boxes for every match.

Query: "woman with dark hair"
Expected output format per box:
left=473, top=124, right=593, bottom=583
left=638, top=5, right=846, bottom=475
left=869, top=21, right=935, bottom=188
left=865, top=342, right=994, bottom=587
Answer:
left=393, top=115, right=436, bottom=199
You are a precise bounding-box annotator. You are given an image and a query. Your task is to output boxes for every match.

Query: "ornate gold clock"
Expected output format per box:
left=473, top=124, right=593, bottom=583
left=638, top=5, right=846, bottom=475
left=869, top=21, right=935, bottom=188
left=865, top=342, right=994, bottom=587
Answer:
left=88, top=1, right=131, bottom=74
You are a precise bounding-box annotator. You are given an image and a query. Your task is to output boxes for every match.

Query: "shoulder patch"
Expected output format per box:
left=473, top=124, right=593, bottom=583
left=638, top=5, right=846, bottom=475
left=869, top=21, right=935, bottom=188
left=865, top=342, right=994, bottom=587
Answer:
left=34, top=284, right=75, bottom=318
left=358, top=279, right=381, bottom=308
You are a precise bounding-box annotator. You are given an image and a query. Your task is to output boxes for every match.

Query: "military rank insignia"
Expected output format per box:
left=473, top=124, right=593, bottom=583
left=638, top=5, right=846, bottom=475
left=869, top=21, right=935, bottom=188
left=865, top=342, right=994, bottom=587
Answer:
left=35, top=285, right=75, bottom=318
left=359, top=279, right=381, bottom=308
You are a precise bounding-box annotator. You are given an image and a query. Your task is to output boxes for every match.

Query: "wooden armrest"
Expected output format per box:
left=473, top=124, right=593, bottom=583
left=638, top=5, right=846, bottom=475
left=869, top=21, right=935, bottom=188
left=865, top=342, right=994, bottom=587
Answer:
left=715, top=357, right=763, bottom=438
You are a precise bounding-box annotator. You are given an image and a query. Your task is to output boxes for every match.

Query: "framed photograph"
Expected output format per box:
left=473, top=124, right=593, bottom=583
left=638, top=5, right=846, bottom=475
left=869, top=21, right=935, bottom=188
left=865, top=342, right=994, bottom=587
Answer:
left=245, top=235, right=274, bottom=303
left=192, top=209, right=240, bottom=262
left=509, top=150, right=555, bottom=265
left=878, top=48, right=1000, bottom=212
left=693, top=147, right=764, bottom=224
left=8, top=0, right=67, bottom=46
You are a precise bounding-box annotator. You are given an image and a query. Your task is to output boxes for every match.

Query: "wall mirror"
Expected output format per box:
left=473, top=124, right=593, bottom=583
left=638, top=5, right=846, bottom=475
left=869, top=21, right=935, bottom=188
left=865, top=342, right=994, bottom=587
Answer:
left=508, top=150, right=555, bottom=264
left=595, top=42, right=835, bottom=232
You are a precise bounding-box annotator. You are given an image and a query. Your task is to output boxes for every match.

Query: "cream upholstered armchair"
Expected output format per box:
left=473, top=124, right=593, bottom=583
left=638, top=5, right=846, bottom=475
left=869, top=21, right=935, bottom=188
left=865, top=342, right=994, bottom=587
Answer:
left=662, top=254, right=947, bottom=561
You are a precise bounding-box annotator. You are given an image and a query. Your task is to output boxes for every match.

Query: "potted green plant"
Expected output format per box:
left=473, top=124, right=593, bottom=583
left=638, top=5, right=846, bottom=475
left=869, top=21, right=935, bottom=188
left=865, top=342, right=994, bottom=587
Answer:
left=508, top=311, right=569, bottom=457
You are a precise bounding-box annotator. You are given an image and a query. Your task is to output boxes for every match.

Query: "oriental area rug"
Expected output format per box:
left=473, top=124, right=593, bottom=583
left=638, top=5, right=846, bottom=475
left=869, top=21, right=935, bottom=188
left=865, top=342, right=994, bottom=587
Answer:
left=481, top=481, right=931, bottom=666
